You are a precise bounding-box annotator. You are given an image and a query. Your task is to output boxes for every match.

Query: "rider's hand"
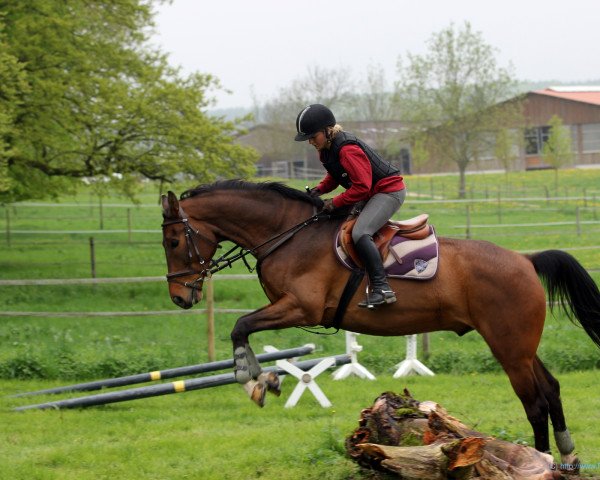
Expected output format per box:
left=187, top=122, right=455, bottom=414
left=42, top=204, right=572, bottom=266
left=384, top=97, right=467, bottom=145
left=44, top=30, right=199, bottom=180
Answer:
left=309, top=187, right=321, bottom=198
left=322, top=198, right=335, bottom=212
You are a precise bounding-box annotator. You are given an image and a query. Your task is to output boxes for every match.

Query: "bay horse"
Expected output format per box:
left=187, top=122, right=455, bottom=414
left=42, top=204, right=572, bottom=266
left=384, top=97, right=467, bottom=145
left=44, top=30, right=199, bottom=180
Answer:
left=161, top=179, right=600, bottom=464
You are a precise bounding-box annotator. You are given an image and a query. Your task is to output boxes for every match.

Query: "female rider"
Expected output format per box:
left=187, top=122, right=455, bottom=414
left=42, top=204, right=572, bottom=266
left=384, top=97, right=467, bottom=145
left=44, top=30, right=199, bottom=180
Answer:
left=294, top=104, right=406, bottom=308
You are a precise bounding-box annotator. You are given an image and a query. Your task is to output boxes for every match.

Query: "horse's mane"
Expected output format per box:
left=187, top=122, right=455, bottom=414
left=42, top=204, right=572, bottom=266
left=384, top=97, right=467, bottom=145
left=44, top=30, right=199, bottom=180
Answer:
left=180, top=179, right=324, bottom=208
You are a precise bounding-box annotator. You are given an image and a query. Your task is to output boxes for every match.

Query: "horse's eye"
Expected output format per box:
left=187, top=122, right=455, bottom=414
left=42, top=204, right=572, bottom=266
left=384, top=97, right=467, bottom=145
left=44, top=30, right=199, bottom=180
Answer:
left=170, top=239, right=179, bottom=249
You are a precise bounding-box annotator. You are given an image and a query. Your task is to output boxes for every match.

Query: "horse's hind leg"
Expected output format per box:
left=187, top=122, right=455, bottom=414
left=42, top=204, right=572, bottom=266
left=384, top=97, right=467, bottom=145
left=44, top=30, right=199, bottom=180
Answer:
left=501, top=360, right=551, bottom=453
left=483, top=325, right=551, bottom=452
left=533, top=356, right=578, bottom=467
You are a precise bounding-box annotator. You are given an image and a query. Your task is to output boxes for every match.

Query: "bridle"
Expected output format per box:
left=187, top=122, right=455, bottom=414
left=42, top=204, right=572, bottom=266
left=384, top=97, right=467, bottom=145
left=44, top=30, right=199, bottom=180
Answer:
left=161, top=207, right=219, bottom=291
left=162, top=204, right=324, bottom=293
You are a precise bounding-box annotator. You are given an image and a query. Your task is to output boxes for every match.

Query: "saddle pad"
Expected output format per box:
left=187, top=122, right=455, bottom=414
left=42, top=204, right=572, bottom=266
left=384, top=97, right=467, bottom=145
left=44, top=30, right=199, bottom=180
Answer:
left=335, top=225, right=439, bottom=280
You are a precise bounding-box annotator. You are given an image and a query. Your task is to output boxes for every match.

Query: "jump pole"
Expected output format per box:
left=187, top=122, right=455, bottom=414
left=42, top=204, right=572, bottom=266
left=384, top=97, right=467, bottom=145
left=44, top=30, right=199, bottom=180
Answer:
left=11, top=344, right=316, bottom=398
left=14, top=354, right=351, bottom=411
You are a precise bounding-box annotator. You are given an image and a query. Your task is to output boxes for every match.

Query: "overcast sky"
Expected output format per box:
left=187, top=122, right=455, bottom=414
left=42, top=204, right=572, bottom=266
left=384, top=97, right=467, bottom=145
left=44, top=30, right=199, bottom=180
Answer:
left=153, top=0, right=600, bottom=110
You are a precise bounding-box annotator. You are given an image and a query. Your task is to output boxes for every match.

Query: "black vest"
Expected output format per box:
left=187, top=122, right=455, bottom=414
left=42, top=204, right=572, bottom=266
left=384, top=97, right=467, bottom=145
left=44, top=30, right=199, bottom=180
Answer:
left=320, top=132, right=400, bottom=189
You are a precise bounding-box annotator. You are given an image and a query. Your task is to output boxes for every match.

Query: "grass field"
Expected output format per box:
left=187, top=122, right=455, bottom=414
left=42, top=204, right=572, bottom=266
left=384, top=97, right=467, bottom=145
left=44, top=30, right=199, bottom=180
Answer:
left=1, top=168, right=600, bottom=479
left=2, top=372, right=600, bottom=479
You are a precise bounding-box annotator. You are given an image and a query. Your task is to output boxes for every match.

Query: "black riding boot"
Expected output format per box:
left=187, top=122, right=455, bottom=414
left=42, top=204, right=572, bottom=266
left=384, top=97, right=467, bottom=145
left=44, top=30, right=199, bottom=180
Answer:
left=355, top=234, right=397, bottom=308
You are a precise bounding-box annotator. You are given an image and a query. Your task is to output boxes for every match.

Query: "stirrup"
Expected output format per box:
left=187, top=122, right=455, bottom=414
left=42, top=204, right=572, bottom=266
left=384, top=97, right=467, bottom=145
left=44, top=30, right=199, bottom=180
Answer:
left=358, top=288, right=397, bottom=309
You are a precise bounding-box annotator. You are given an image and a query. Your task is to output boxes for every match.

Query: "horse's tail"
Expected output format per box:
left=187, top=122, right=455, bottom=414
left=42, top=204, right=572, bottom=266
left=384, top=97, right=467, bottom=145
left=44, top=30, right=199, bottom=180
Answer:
left=528, top=249, right=600, bottom=348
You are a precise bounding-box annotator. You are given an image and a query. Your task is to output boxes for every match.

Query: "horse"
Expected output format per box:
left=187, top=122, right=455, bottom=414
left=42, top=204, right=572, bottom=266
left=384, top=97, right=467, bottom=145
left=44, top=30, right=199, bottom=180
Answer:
left=160, top=179, right=600, bottom=465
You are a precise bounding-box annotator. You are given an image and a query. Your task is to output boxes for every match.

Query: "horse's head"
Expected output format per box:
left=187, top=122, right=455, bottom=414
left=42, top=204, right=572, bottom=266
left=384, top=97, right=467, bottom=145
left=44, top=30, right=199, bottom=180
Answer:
left=161, top=191, right=219, bottom=309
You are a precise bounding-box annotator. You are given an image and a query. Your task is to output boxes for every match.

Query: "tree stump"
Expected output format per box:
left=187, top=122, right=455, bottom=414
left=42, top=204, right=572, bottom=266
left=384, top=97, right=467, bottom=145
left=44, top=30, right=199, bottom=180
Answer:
left=346, top=390, right=570, bottom=480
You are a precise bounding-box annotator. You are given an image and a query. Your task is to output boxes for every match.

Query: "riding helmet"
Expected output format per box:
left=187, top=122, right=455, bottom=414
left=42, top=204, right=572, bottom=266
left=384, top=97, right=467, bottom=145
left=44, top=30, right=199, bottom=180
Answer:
left=294, top=104, right=336, bottom=141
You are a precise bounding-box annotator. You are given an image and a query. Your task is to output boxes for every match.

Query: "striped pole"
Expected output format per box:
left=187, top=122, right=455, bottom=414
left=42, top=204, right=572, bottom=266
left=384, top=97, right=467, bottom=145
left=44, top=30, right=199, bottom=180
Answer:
left=11, top=344, right=315, bottom=398
left=13, top=355, right=351, bottom=411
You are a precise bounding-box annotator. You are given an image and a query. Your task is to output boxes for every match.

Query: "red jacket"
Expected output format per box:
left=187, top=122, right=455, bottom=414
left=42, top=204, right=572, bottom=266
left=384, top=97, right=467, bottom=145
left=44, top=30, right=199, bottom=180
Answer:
left=316, top=144, right=405, bottom=207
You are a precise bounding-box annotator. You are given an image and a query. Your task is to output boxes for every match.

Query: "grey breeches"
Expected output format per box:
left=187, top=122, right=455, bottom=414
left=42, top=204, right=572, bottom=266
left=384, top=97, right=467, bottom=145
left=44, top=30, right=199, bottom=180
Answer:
left=351, top=189, right=406, bottom=243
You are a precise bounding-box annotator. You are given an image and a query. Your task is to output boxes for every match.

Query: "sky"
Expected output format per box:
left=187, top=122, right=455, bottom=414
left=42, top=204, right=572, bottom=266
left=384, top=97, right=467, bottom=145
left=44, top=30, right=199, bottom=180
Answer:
left=153, top=0, right=600, bottom=110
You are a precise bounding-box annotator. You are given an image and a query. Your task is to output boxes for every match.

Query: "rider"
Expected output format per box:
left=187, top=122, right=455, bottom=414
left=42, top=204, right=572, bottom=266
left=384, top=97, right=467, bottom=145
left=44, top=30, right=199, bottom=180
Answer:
left=294, top=104, right=406, bottom=308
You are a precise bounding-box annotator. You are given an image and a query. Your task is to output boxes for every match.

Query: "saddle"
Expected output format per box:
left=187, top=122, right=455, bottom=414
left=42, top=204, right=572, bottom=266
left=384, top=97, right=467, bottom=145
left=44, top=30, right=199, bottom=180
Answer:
left=336, top=213, right=439, bottom=280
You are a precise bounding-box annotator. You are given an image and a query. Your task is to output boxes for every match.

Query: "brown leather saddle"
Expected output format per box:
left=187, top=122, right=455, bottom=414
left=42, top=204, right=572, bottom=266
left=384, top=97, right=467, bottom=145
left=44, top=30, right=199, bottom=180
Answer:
left=340, top=213, right=430, bottom=268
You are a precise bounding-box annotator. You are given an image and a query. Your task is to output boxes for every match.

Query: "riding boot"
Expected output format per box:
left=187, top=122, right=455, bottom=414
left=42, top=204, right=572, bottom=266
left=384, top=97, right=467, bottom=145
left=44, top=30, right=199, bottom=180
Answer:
left=355, top=234, right=397, bottom=308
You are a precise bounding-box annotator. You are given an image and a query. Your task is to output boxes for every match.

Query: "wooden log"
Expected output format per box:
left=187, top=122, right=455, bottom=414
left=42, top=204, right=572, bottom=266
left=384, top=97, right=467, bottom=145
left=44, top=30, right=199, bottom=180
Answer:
left=357, top=437, right=485, bottom=480
left=346, top=390, right=567, bottom=480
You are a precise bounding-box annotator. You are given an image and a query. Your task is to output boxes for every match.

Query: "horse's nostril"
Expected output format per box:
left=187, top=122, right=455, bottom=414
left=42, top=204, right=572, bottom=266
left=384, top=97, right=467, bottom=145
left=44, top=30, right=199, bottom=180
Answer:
left=172, top=296, right=185, bottom=306
left=172, top=295, right=193, bottom=309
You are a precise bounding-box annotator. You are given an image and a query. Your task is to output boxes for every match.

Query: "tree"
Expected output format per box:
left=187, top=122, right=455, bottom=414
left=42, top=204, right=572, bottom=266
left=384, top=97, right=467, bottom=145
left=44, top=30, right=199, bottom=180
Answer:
left=251, top=65, right=356, bottom=172
left=0, top=1, right=258, bottom=202
left=494, top=128, right=521, bottom=175
left=542, top=114, right=573, bottom=190
left=353, top=63, right=399, bottom=122
left=0, top=16, right=28, bottom=196
left=396, top=22, right=523, bottom=197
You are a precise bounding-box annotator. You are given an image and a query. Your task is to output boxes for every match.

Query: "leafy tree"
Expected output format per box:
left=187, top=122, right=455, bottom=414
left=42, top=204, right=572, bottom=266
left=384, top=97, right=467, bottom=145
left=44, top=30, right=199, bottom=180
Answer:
left=252, top=65, right=356, bottom=171
left=353, top=63, right=399, bottom=122
left=542, top=114, right=573, bottom=189
left=0, top=1, right=257, bottom=202
left=396, top=22, right=523, bottom=197
left=0, top=16, right=28, bottom=196
left=494, top=128, right=521, bottom=175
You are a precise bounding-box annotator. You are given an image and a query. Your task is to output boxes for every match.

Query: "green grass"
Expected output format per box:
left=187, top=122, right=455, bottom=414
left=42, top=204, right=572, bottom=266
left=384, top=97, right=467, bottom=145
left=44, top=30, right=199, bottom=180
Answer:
left=2, top=372, right=600, bottom=480
left=1, top=169, right=600, bottom=479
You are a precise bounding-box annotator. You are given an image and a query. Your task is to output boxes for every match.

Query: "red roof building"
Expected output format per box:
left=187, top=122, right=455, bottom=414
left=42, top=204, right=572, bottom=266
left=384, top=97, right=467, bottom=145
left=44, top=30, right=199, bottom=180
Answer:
left=521, top=87, right=600, bottom=170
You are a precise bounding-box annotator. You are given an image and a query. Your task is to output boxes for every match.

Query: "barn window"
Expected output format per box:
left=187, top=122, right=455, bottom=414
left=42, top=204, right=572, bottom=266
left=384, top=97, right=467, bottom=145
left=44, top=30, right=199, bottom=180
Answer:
left=582, top=123, right=600, bottom=152
left=524, top=126, right=551, bottom=155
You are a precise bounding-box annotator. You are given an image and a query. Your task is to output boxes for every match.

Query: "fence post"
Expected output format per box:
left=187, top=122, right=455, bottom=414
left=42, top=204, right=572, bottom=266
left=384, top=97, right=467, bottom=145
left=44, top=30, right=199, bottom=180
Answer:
left=497, top=191, right=502, bottom=224
left=5, top=208, right=10, bottom=247
left=99, top=196, right=104, bottom=230
left=89, top=237, right=96, bottom=278
left=576, top=207, right=581, bottom=237
left=465, top=205, right=471, bottom=239
left=593, top=195, right=598, bottom=221
left=421, top=333, right=430, bottom=360
left=127, top=208, right=132, bottom=243
left=206, top=277, right=215, bottom=362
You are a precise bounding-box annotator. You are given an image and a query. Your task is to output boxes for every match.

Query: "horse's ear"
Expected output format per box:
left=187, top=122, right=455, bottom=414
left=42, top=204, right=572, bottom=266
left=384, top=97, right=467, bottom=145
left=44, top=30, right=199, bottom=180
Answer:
left=161, top=191, right=180, bottom=218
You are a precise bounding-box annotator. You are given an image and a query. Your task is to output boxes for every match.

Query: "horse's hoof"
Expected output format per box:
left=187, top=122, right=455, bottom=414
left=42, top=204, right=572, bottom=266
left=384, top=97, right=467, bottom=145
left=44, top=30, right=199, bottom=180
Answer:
left=243, top=380, right=266, bottom=407
left=251, top=383, right=267, bottom=407
left=261, top=371, right=281, bottom=397
left=559, top=453, right=580, bottom=474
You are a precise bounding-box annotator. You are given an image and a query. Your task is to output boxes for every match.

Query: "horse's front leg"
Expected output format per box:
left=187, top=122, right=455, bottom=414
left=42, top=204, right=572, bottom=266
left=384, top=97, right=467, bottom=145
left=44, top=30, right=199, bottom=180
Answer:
left=231, top=295, right=314, bottom=407
left=233, top=341, right=280, bottom=406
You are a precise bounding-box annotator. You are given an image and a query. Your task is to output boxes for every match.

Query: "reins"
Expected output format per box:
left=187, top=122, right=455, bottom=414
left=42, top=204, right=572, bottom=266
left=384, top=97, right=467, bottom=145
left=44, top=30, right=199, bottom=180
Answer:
left=163, top=207, right=325, bottom=286
left=163, top=205, right=350, bottom=335
left=210, top=210, right=322, bottom=274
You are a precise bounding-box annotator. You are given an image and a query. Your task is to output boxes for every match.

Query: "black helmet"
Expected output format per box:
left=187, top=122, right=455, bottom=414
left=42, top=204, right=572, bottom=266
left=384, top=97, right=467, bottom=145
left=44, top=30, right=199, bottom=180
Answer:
left=294, top=104, right=336, bottom=141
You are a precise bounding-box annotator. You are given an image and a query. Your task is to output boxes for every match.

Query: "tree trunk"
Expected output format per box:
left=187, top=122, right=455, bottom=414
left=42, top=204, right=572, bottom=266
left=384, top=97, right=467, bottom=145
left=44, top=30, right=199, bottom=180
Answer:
left=346, top=390, right=569, bottom=480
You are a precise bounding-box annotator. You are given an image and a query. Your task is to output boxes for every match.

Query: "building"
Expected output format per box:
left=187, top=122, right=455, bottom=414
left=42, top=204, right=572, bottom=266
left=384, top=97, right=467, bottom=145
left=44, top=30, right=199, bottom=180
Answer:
left=521, top=86, right=600, bottom=170
left=237, top=120, right=411, bottom=179
left=237, top=87, right=600, bottom=178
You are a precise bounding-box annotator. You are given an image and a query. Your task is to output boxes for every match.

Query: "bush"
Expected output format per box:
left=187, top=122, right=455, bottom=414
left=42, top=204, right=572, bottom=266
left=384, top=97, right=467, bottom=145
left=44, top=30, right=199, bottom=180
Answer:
left=0, top=354, right=48, bottom=379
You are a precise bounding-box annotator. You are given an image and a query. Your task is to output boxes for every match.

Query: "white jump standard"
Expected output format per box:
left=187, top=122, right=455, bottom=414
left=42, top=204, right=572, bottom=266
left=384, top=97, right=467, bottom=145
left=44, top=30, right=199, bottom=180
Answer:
left=393, top=334, right=434, bottom=377
left=332, top=331, right=376, bottom=380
